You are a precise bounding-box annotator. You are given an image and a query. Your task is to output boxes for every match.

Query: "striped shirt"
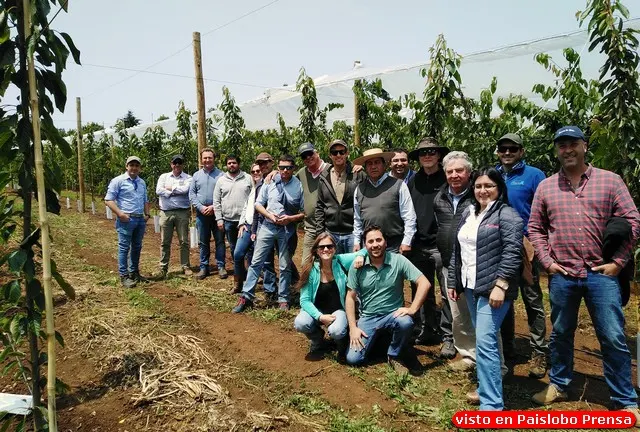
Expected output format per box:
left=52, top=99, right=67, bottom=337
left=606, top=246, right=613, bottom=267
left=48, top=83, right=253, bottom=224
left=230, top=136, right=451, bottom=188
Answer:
left=528, top=165, right=640, bottom=278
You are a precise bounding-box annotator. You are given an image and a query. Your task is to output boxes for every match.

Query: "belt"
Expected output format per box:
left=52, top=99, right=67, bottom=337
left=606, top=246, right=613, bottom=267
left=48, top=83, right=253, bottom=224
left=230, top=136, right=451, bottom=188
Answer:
left=127, top=213, right=145, bottom=218
left=160, top=208, right=190, bottom=212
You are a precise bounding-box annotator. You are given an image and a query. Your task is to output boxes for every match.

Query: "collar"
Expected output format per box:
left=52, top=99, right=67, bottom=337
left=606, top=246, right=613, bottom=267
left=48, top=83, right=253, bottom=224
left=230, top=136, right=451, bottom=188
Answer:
left=559, top=163, right=592, bottom=180
left=496, top=160, right=526, bottom=174
left=169, top=171, right=185, bottom=179
left=368, top=172, right=389, bottom=187
left=448, top=186, right=467, bottom=198
left=308, top=161, right=327, bottom=178
left=125, top=172, right=138, bottom=181
left=363, top=250, right=392, bottom=267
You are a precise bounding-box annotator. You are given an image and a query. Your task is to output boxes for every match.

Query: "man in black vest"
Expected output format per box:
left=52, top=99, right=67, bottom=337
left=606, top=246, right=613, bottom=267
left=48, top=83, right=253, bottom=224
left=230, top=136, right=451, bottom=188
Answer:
left=407, top=138, right=452, bottom=356
left=352, top=148, right=417, bottom=254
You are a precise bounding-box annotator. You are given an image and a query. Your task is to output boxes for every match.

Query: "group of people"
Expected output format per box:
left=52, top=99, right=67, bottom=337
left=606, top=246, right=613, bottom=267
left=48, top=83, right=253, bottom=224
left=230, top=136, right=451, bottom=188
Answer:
left=103, top=125, right=640, bottom=420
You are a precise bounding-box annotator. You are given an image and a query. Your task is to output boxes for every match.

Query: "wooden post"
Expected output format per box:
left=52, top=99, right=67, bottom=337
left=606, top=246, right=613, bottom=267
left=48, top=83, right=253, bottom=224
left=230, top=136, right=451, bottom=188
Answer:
left=23, top=0, right=58, bottom=429
left=76, top=97, right=85, bottom=212
left=193, top=31, right=206, bottom=163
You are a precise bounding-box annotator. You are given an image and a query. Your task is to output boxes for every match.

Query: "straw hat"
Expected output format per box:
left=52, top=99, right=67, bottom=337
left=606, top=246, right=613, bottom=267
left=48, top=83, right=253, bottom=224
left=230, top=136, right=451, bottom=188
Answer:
left=353, top=148, right=395, bottom=166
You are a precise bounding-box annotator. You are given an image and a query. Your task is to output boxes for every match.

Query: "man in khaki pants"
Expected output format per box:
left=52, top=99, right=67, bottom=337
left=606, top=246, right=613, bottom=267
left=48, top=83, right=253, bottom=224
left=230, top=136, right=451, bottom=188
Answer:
left=156, top=154, right=193, bottom=278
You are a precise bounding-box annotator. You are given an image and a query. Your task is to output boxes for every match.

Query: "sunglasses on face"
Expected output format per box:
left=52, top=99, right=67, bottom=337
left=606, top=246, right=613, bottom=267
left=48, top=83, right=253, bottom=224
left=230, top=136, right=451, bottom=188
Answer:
left=251, top=169, right=261, bottom=174
left=279, top=165, right=295, bottom=171
left=497, top=146, right=520, bottom=154
left=300, top=152, right=314, bottom=160
left=330, top=149, right=347, bottom=156
left=317, top=244, right=335, bottom=251
left=419, top=149, right=439, bottom=157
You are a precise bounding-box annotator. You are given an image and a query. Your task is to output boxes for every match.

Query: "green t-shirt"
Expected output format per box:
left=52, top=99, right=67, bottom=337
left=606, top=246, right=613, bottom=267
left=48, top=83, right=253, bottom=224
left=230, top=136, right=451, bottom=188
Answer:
left=347, top=252, right=423, bottom=317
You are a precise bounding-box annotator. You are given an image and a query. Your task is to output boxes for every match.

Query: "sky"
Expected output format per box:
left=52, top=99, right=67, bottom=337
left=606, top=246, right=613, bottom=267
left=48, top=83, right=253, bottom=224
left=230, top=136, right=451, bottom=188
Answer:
left=46, top=0, right=640, bottom=129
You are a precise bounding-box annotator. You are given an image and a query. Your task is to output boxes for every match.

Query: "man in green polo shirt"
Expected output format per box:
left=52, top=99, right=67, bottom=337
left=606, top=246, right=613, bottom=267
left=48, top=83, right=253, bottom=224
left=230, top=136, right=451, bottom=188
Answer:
left=345, top=225, right=431, bottom=372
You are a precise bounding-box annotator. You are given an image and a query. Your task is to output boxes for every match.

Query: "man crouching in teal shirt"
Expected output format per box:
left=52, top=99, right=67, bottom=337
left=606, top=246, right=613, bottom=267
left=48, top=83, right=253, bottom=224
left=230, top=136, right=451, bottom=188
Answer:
left=345, top=225, right=432, bottom=373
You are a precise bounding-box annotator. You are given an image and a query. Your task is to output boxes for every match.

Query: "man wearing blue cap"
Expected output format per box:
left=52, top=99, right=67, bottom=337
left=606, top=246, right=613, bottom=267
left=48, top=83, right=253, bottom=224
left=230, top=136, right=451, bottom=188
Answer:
left=529, top=126, right=640, bottom=424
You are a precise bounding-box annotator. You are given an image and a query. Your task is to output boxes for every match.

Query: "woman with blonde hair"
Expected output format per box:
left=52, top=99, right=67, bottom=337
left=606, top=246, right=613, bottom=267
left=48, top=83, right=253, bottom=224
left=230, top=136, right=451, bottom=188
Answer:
left=294, top=232, right=365, bottom=359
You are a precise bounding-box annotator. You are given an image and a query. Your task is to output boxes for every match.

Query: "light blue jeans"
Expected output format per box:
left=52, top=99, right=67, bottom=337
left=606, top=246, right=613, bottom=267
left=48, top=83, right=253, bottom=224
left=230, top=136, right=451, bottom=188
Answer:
left=115, top=217, right=146, bottom=277
left=346, top=312, right=414, bottom=365
left=294, top=309, right=348, bottom=342
left=465, top=288, right=512, bottom=411
left=328, top=231, right=354, bottom=255
left=241, top=222, right=293, bottom=303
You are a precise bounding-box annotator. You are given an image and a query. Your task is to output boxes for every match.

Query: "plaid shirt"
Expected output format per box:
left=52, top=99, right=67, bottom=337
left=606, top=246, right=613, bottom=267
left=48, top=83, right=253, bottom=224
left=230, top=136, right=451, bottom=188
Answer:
left=528, top=165, right=640, bottom=278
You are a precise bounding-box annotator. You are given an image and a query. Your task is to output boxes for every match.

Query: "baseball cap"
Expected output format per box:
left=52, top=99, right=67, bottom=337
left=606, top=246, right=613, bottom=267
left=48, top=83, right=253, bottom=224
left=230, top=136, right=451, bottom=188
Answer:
left=171, top=154, right=184, bottom=163
left=126, top=156, right=142, bottom=165
left=497, top=133, right=523, bottom=147
left=329, top=139, right=348, bottom=151
left=254, top=152, right=273, bottom=163
left=297, top=142, right=315, bottom=156
left=553, top=126, right=586, bottom=142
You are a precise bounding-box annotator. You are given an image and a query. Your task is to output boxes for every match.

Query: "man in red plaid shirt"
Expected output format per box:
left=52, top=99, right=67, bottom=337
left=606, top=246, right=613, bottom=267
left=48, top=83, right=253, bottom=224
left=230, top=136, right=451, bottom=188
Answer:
left=528, top=126, right=640, bottom=423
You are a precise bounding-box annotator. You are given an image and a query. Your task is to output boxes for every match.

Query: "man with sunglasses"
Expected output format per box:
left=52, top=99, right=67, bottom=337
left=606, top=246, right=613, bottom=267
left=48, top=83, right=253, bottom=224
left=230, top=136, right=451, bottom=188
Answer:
left=105, top=156, right=151, bottom=288
left=155, top=154, right=192, bottom=279
left=494, top=133, right=548, bottom=378
left=316, top=139, right=365, bottom=254
left=296, top=142, right=329, bottom=262
left=233, top=154, right=304, bottom=313
left=389, top=148, right=416, bottom=184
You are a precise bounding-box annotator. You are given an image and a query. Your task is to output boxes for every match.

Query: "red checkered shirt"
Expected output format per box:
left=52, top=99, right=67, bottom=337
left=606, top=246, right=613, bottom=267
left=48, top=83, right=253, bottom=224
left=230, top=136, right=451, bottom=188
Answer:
left=528, top=165, right=640, bottom=278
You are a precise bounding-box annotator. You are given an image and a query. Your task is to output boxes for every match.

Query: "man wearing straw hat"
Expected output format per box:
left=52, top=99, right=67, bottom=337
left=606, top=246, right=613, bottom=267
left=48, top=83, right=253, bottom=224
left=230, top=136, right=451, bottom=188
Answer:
left=352, top=148, right=417, bottom=254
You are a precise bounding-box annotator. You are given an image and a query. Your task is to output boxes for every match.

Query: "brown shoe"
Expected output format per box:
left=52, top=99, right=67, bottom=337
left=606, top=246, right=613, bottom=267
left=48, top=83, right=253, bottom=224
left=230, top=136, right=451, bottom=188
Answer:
left=621, top=407, right=640, bottom=427
left=229, top=275, right=243, bottom=294
left=447, top=359, right=475, bottom=372
left=528, top=353, right=547, bottom=379
left=195, top=269, right=208, bottom=280
left=218, top=267, right=228, bottom=279
left=387, top=356, right=409, bottom=375
left=532, top=384, right=568, bottom=405
left=182, top=266, right=193, bottom=276
left=466, top=390, right=480, bottom=405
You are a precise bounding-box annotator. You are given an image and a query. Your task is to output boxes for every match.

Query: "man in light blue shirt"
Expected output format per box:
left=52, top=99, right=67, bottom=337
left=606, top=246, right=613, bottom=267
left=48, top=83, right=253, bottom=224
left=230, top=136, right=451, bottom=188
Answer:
left=233, top=154, right=305, bottom=313
left=189, top=148, right=226, bottom=280
left=156, top=154, right=192, bottom=279
left=105, top=155, right=150, bottom=288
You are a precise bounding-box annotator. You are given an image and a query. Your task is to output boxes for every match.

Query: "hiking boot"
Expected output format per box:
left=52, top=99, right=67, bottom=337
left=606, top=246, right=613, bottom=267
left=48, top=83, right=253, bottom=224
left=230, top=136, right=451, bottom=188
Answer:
left=229, top=275, right=243, bottom=295
left=264, top=292, right=277, bottom=306
left=120, top=276, right=137, bottom=288
left=622, top=407, right=640, bottom=427
left=439, top=341, right=457, bottom=359
left=218, top=267, right=228, bottom=279
left=130, top=272, right=149, bottom=283
left=528, top=353, right=547, bottom=379
left=387, top=356, right=409, bottom=375
left=232, top=297, right=253, bottom=313
left=154, top=269, right=168, bottom=280
left=195, top=269, right=208, bottom=280
left=413, top=328, right=442, bottom=346
left=182, top=266, right=193, bottom=276
left=466, top=390, right=480, bottom=405
left=532, top=384, right=568, bottom=405
left=278, top=302, right=290, bottom=311
left=447, top=359, right=475, bottom=372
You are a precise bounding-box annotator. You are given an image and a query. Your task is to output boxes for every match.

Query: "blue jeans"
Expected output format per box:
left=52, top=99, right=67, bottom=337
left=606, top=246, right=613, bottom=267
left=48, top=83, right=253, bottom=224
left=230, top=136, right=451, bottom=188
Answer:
left=233, top=225, right=276, bottom=291
left=346, top=312, right=414, bottom=365
left=294, top=310, right=348, bottom=342
left=241, top=222, right=294, bottom=303
left=224, top=220, right=239, bottom=262
left=195, top=213, right=226, bottom=271
left=115, top=217, right=146, bottom=277
left=548, top=271, right=637, bottom=408
left=329, top=231, right=354, bottom=255
left=465, top=288, right=512, bottom=411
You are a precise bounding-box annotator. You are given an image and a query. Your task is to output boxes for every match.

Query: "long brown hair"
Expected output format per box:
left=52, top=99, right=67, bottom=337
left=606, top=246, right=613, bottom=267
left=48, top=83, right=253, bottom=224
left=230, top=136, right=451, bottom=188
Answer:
left=295, top=232, right=336, bottom=291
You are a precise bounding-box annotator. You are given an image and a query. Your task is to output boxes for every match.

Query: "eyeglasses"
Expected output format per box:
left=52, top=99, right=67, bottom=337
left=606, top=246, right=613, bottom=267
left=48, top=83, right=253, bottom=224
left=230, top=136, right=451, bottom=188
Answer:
left=257, top=160, right=270, bottom=165
left=300, top=152, right=314, bottom=160
left=497, top=146, right=520, bottom=154
left=251, top=169, right=261, bottom=174
left=418, top=149, right=439, bottom=156
left=317, top=244, right=336, bottom=251
left=279, top=165, right=295, bottom=171
left=330, top=149, right=347, bottom=156
left=474, top=183, right=498, bottom=190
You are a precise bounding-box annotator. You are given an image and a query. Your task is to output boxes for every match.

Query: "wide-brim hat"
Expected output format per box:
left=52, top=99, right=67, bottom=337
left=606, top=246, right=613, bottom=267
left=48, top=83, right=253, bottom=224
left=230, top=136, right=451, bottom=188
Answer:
left=353, top=148, right=395, bottom=166
left=408, top=139, right=450, bottom=161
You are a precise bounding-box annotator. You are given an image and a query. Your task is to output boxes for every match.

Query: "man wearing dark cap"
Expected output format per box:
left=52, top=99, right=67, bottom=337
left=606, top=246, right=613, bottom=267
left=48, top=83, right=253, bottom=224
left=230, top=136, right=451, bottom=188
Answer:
left=296, top=142, right=329, bottom=262
left=315, top=139, right=365, bottom=253
left=155, top=155, right=193, bottom=279
left=529, top=126, right=640, bottom=425
left=105, top=156, right=151, bottom=288
left=494, top=133, right=548, bottom=378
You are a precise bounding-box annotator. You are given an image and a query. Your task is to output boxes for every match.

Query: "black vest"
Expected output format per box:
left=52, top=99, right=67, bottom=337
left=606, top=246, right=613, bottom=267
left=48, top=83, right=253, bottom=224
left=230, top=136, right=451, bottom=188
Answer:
left=357, top=176, right=404, bottom=240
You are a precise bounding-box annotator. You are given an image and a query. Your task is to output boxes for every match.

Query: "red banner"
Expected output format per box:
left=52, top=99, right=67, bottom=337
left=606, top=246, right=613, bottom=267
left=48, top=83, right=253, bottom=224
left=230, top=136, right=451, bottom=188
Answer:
left=452, top=411, right=635, bottom=429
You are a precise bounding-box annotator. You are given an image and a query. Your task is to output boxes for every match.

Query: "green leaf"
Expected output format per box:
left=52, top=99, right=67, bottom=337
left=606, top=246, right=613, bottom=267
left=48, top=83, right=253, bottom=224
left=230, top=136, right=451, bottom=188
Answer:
left=27, top=279, right=44, bottom=310
left=51, top=259, right=75, bottom=299
left=4, top=280, right=21, bottom=303
left=7, top=249, right=27, bottom=273
left=2, top=360, right=18, bottom=376
left=59, top=32, right=80, bottom=65
left=55, top=330, right=65, bottom=348
left=41, top=68, right=67, bottom=112
left=41, top=114, right=72, bottom=157
left=0, top=346, right=12, bottom=363
left=0, top=41, right=15, bottom=70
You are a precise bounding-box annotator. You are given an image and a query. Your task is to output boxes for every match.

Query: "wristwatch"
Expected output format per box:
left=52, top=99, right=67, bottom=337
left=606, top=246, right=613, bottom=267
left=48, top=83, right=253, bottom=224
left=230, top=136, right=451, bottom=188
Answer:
left=495, top=279, right=509, bottom=291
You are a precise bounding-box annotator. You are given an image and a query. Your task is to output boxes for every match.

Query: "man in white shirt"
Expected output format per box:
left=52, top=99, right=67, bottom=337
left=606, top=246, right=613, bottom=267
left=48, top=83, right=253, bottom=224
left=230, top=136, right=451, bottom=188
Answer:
left=155, top=154, right=192, bottom=279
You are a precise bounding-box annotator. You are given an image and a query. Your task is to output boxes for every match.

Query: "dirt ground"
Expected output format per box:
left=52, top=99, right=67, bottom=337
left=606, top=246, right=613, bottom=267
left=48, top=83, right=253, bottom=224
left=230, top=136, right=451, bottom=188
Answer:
left=1, top=202, right=638, bottom=431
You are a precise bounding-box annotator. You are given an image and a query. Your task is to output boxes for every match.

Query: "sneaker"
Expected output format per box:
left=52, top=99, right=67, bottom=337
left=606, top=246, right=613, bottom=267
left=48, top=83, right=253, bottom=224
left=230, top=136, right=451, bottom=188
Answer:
left=447, top=359, right=475, bottom=372
left=387, top=356, right=409, bottom=375
left=531, top=384, right=568, bottom=405
left=154, top=269, right=168, bottom=280
left=466, top=390, right=480, bottom=405
left=413, top=328, right=442, bottom=346
left=130, top=272, right=149, bottom=283
left=528, top=353, right=547, bottom=379
left=621, top=407, right=640, bottom=427
left=120, top=276, right=137, bottom=288
left=182, top=266, right=193, bottom=276
left=439, top=341, right=457, bottom=359
left=264, top=292, right=277, bottom=306
left=232, top=297, right=253, bottom=313
left=218, top=267, right=228, bottom=279
left=195, top=269, right=208, bottom=280
left=278, top=302, right=289, bottom=311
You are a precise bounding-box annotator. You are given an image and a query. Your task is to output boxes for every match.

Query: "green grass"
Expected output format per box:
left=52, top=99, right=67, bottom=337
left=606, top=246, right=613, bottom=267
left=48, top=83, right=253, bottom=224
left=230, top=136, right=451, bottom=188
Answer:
left=125, top=288, right=162, bottom=311
left=285, top=393, right=332, bottom=416
left=328, top=412, right=387, bottom=432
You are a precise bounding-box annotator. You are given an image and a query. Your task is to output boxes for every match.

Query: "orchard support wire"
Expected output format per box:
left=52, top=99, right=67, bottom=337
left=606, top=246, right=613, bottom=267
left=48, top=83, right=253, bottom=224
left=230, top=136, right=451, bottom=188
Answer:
left=23, top=0, right=58, bottom=429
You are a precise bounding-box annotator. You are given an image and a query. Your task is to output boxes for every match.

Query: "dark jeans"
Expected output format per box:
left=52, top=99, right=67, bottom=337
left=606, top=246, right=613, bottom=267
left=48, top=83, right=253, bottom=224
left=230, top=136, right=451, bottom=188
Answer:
left=548, top=271, right=637, bottom=408
left=224, top=220, right=240, bottom=269
left=195, top=212, right=226, bottom=272
left=500, top=259, right=547, bottom=356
